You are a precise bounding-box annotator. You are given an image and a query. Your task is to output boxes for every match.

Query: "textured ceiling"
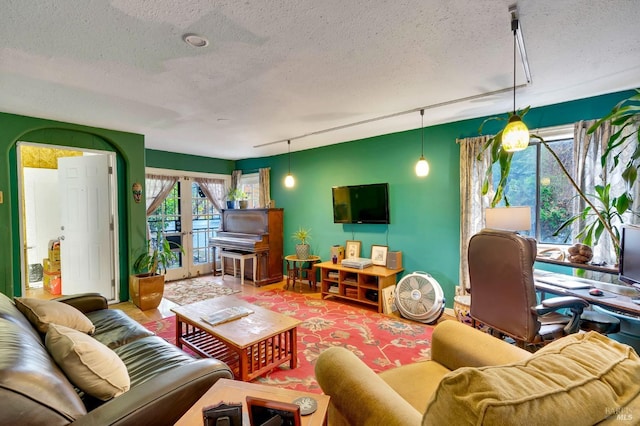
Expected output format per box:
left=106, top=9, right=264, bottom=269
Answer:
left=2, top=0, right=640, bottom=160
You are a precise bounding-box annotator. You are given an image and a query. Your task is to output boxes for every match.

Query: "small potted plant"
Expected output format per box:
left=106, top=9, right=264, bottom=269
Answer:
left=225, top=187, right=247, bottom=209
left=129, top=233, right=184, bottom=310
left=292, top=227, right=311, bottom=260
left=238, top=191, right=250, bottom=209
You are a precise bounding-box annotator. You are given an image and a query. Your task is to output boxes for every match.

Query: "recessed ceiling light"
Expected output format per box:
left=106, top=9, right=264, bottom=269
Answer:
left=183, top=33, right=209, bottom=48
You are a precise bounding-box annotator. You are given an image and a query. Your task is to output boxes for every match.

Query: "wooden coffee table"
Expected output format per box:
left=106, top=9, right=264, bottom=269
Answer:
left=175, top=378, right=329, bottom=425
left=171, top=295, right=301, bottom=381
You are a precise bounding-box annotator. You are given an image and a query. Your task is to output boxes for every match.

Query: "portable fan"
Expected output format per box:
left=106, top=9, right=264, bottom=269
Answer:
left=395, top=271, right=445, bottom=324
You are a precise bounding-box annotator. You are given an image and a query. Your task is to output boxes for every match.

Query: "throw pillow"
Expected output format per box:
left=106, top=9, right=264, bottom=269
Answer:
left=46, top=323, right=130, bottom=400
left=424, top=331, right=640, bottom=426
left=14, top=297, right=95, bottom=334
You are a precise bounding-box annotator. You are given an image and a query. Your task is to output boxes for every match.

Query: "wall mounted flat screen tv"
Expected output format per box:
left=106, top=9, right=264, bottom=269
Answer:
left=620, top=225, right=640, bottom=285
left=332, top=183, right=390, bottom=224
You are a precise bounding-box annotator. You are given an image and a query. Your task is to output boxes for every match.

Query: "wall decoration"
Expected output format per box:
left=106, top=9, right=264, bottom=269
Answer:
left=370, top=244, right=388, bottom=266
left=345, top=240, right=361, bottom=260
left=132, top=182, right=142, bottom=203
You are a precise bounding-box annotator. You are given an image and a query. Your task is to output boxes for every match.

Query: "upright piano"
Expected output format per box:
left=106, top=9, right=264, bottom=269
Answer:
left=209, top=208, right=283, bottom=286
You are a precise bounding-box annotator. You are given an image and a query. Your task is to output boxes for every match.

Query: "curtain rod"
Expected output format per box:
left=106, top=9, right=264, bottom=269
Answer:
left=253, top=84, right=528, bottom=149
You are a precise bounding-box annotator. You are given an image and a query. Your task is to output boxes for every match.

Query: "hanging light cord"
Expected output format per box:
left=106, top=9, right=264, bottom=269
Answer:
left=287, top=140, right=291, bottom=173
left=511, top=16, right=518, bottom=114
left=420, top=109, right=425, bottom=156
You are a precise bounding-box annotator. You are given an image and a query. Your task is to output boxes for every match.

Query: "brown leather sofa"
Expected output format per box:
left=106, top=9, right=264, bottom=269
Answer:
left=0, top=291, right=233, bottom=425
left=316, top=320, right=640, bottom=425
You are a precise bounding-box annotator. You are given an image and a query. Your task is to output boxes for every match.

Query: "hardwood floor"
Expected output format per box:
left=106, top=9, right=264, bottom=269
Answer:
left=25, top=273, right=455, bottom=324
left=26, top=273, right=323, bottom=324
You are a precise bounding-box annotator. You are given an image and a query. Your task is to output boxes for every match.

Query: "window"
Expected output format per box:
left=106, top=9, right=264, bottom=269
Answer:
left=240, top=173, right=260, bottom=208
left=147, top=183, right=182, bottom=269
left=191, top=181, right=220, bottom=266
left=492, top=127, right=575, bottom=244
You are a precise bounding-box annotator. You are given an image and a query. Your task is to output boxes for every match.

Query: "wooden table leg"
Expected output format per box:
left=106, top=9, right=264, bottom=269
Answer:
left=175, top=316, right=183, bottom=349
left=290, top=327, right=298, bottom=369
left=285, top=259, right=292, bottom=289
left=239, top=349, right=249, bottom=381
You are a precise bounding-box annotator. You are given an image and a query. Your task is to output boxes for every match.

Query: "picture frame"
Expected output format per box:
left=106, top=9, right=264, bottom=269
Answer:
left=382, top=284, right=398, bottom=314
left=202, top=402, right=242, bottom=426
left=246, top=396, right=301, bottom=426
left=345, top=240, right=362, bottom=260
left=370, top=244, right=388, bottom=266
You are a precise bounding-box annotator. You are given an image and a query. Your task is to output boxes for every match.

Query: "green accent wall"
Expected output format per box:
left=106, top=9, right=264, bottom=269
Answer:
left=0, top=89, right=634, bottom=306
left=0, top=112, right=146, bottom=299
left=237, top=90, right=635, bottom=307
left=146, top=149, right=235, bottom=174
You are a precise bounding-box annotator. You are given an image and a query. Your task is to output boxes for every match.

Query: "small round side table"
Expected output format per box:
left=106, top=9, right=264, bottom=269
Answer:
left=285, top=255, right=321, bottom=292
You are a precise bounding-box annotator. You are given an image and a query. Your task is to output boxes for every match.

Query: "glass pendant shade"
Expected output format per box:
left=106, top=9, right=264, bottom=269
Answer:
left=501, top=115, right=529, bottom=152
left=415, top=156, right=429, bottom=177
left=284, top=173, right=295, bottom=188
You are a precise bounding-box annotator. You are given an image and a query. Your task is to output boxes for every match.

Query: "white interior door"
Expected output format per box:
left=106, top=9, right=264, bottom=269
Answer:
left=23, top=168, right=60, bottom=280
left=58, top=155, right=115, bottom=300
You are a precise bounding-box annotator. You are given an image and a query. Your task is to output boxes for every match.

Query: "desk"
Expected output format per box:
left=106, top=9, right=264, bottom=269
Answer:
left=534, top=270, right=640, bottom=317
left=285, top=255, right=321, bottom=291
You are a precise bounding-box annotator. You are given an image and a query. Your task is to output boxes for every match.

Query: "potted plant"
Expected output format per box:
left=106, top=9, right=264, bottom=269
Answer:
left=292, top=227, right=311, bottom=260
left=225, top=187, right=247, bottom=209
left=129, top=233, right=183, bottom=310
left=238, top=191, right=249, bottom=209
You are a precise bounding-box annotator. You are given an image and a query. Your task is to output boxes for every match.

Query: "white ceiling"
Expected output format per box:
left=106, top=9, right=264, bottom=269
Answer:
left=2, top=1, right=640, bottom=160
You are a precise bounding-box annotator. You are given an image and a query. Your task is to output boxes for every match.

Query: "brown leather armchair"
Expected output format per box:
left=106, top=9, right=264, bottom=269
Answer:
left=467, top=228, right=590, bottom=348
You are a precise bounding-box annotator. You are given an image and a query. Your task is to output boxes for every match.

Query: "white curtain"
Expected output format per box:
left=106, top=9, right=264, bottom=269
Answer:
left=195, top=177, right=226, bottom=212
left=258, top=167, right=271, bottom=208
left=145, top=174, right=177, bottom=216
left=573, top=119, right=640, bottom=268
left=231, top=170, right=242, bottom=191
left=573, top=120, right=613, bottom=265
left=144, top=174, right=178, bottom=240
left=458, top=135, right=493, bottom=293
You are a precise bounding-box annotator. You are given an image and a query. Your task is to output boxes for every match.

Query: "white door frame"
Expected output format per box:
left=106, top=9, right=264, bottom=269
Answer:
left=16, top=142, right=120, bottom=302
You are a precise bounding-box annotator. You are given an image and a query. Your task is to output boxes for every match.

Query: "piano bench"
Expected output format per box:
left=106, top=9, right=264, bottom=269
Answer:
left=220, top=251, right=256, bottom=285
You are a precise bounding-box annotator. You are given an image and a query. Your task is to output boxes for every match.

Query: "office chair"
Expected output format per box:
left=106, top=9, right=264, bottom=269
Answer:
left=467, top=228, right=591, bottom=349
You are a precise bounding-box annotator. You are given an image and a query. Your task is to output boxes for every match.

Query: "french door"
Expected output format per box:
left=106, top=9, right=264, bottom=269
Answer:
left=147, top=177, right=222, bottom=281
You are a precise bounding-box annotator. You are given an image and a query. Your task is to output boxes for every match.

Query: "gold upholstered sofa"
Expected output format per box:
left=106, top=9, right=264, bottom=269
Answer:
left=315, top=320, right=640, bottom=425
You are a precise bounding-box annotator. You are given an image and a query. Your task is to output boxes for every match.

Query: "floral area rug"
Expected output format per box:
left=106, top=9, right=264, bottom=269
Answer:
left=162, top=279, right=239, bottom=305
left=143, top=290, right=433, bottom=393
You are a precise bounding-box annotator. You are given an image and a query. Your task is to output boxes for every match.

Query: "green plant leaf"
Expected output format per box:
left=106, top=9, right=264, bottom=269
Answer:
left=616, top=193, right=631, bottom=214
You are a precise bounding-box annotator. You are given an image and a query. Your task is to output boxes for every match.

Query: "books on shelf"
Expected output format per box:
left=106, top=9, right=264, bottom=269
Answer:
left=328, top=285, right=339, bottom=294
left=328, top=272, right=339, bottom=279
left=201, top=306, right=254, bottom=326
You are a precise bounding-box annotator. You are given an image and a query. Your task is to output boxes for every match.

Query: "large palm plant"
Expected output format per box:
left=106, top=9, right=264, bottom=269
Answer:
left=478, top=89, right=640, bottom=263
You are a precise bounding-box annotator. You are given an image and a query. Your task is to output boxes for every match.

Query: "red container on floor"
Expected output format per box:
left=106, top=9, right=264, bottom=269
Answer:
left=44, top=271, right=61, bottom=295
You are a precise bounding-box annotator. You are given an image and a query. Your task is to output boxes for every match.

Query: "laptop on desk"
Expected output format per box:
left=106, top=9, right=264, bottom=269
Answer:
left=535, top=275, right=593, bottom=290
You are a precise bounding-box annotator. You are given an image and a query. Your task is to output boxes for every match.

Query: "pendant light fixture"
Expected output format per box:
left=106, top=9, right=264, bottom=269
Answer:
left=284, top=140, right=295, bottom=188
left=501, top=8, right=529, bottom=152
left=415, top=109, right=429, bottom=177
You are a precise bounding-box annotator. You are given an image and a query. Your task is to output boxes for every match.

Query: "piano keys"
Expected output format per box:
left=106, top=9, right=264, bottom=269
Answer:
left=209, top=208, right=283, bottom=286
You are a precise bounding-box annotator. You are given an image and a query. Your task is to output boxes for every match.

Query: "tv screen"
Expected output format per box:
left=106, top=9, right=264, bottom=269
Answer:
left=332, top=183, right=390, bottom=224
left=620, top=225, right=640, bottom=285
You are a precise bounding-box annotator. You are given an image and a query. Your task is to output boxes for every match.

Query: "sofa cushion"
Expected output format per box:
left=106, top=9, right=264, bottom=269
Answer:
left=15, top=297, right=95, bottom=334
left=86, top=309, right=154, bottom=349
left=379, top=361, right=451, bottom=413
left=424, top=331, right=640, bottom=426
left=45, top=323, right=130, bottom=401
left=114, top=335, right=199, bottom=387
